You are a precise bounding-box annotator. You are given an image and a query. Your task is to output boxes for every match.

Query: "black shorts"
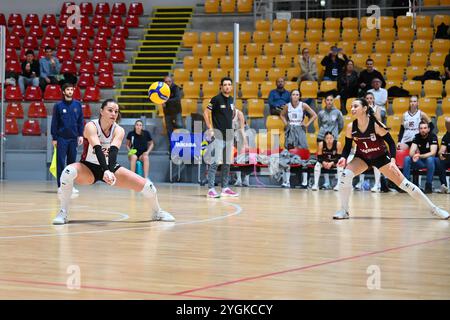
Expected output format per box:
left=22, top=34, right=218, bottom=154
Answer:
left=355, top=152, right=391, bottom=169
left=80, top=161, right=121, bottom=184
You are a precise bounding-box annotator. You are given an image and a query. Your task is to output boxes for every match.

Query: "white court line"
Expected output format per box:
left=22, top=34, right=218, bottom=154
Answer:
left=0, top=201, right=242, bottom=240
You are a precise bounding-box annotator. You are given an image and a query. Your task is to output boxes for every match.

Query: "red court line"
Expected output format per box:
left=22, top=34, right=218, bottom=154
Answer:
left=174, top=235, right=450, bottom=296
left=0, top=278, right=231, bottom=300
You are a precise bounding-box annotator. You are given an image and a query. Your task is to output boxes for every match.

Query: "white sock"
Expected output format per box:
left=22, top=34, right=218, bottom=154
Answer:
left=339, top=169, right=355, bottom=212
left=359, top=174, right=365, bottom=186
left=336, top=166, right=343, bottom=186
left=373, top=167, right=381, bottom=187
left=59, top=165, right=77, bottom=212
left=324, top=174, right=330, bottom=185
left=399, top=178, right=435, bottom=210
left=141, top=179, right=161, bottom=213
left=302, top=172, right=308, bottom=186
left=243, top=175, right=250, bottom=185
left=314, top=162, right=321, bottom=186
left=283, top=171, right=290, bottom=184
left=235, top=171, right=242, bottom=183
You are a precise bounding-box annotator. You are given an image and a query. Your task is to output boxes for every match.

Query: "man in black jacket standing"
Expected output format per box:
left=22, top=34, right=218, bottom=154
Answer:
left=163, top=76, right=184, bottom=142
left=358, top=58, right=386, bottom=92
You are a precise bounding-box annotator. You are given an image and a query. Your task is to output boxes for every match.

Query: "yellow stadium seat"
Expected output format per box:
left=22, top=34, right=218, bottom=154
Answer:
left=221, top=0, right=236, bottom=13
left=286, top=67, right=300, bottom=81
left=219, top=55, right=233, bottom=69
left=375, top=40, right=392, bottom=54
left=274, top=55, right=292, bottom=68
left=341, top=29, right=359, bottom=42
left=290, top=19, right=306, bottom=31
left=201, top=56, right=218, bottom=69
left=318, top=42, right=333, bottom=55
left=174, top=68, right=190, bottom=82
left=337, top=41, right=354, bottom=55
left=345, top=98, right=357, bottom=113
left=443, top=97, right=450, bottom=113
left=385, top=66, right=405, bottom=82
left=314, top=54, right=325, bottom=77
left=355, top=40, right=373, bottom=54
left=393, top=40, right=411, bottom=53
left=402, top=80, right=422, bottom=97
left=387, top=115, right=403, bottom=133
left=390, top=53, right=409, bottom=67
left=307, top=18, right=323, bottom=30
left=351, top=53, right=369, bottom=69
left=419, top=97, right=438, bottom=115
left=325, top=17, right=341, bottom=29
left=233, top=99, right=243, bottom=111
left=341, top=17, right=357, bottom=29
left=416, top=27, right=434, bottom=41
left=380, top=16, right=395, bottom=28
left=415, top=15, right=432, bottom=28
left=360, top=28, right=377, bottom=41
left=425, top=0, right=440, bottom=5
left=273, top=19, right=288, bottom=31
left=210, top=43, right=227, bottom=57
left=210, top=68, right=228, bottom=81
left=201, top=81, right=220, bottom=99
left=433, top=14, right=450, bottom=28
left=192, top=68, right=209, bottom=82
left=385, top=80, right=402, bottom=90
left=247, top=98, right=265, bottom=117
left=217, top=31, right=233, bottom=44
left=253, top=31, right=269, bottom=44
left=424, top=80, right=443, bottom=98
left=266, top=115, right=285, bottom=131
left=183, top=56, right=201, bottom=69
left=379, top=28, right=396, bottom=41
left=248, top=68, right=267, bottom=82
left=284, top=81, right=298, bottom=92
left=437, top=116, right=448, bottom=133
left=370, top=53, right=388, bottom=70
left=240, top=81, right=259, bottom=99
left=181, top=98, right=197, bottom=117
left=300, top=81, right=318, bottom=98
left=260, top=81, right=275, bottom=99
left=264, top=43, right=281, bottom=56
left=306, top=29, right=322, bottom=43
left=267, top=68, right=284, bottom=82
left=182, top=31, right=198, bottom=47
left=300, top=42, right=318, bottom=55
left=182, top=81, right=201, bottom=98
left=446, top=80, right=450, bottom=96
left=240, top=55, right=255, bottom=69
left=405, top=66, right=426, bottom=80
left=412, top=39, right=431, bottom=53
left=256, top=55, right=273, bottom=69
left=432, top=39, right=450, bottom=53
left=392, top=97, right=410, bottom=115
left=396, top=15, right=413, bottom=28
left=237, top=0, right=253, bottom=13
left=204, top=0, right=219, bottom=13
left=324, top=29, right=340, bottom=43
left=319, top=80, right=337, bottom=92
left=245, top=43, right=263, bottom=57
left=427, top=65, right=444, bottom=74
left=397, top=27, right=415, bottom=41
left=239, top=31, right=252, bottom=43
left=282, top=42, right=298, bottom=56
left=429, top=52, right=446, bottom=66
left=255, top=19, right=271, bottom=31
left=200, top=32, right=216, bottom=45
left=306, top=133, right=318, bottom=154
left=192, top=44, right=209, bottom=57
left=270, top=31, right=287, bottom=44
left=288, top=30, right=305, bottom=44
left=410, top=52, right=428, bottom=68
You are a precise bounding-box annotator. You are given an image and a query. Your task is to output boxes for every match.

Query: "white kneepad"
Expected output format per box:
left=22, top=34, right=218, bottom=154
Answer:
left=340, top=168, right=355, bottom=187
left=60, top=165, right=78, bottom=187
left=141, top=180, right=157, bottom=197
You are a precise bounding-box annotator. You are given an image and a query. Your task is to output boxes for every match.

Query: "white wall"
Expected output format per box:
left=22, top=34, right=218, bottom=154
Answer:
left=0, top=0, right=199, bottom=16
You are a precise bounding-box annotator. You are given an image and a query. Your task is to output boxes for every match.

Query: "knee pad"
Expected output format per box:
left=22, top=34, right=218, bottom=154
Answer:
left=61, top=165, right=78, bottom=187
left=340, top=168, right=355, bottom=187
left=314, top=162, right=322, bottom=173
left=141, top=179, right=157, bottom=197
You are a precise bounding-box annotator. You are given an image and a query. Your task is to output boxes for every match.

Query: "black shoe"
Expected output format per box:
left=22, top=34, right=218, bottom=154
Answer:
left=424, top=183, right=433, bottom=194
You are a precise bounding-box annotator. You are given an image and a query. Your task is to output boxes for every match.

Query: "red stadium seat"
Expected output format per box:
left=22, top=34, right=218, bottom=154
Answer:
left=28, top=101, right=47, bottom=118
left=395, top=148, right=410, bottom=169
left=63, top=26, right=78, bottom=38
left=22, top=119, right=41, bottom=136
left=73, top=48, right=89, bottom=63
left=97, top=73, right=115, bottom=88
left=108, top=14, right=123, bottom=28
left=23, top=35, right=39, bottom=49
left=91, top=48, right=107, bottom=62
left=5, top=118, right=19, bottom=135
left=73, top=86, right=82, bottom=100
left=5, top=47, right=19, bottom=61
left=58, top=36, right=73, bottom=50
left=0, top=13, right=6, bottom=26
left=79, top=15, right=91, bottom=28
left=288, top=148, right=311, bottom=160
left=80, top=25, right=95, bottom=38
left=60, top=60, right=77, bottom=74
left=5, top=102, right=24, bottom=118
left=110, top=36, right=126, bottom=50
left=78, top=73, right=95, bottom=87
left=124, top=15, right=139, bottom=28
left=82, top=103, right=92, bottom=118
left=25, top=86, right=43, bottom=101
left=113, top=26, right=129, bottom=38
left=79, top=60, right=96, bottom=74
left=97, top=61, right=113, bottom=74
left=19, top=48, right=30, bottom=62
left=41, top=14, right=57, bottom=27
left=8, top=14, right=23, bottom=27
left=56, top=47, right=71, bottom=62
left=6, top=59, right=21, bottom=73
left=129, top=2, right=144, bottom=16
left=96, top=25, right=112, bottom=38
left=80, top=2, right=94, bottom=15
left=37, top=48, right=46, bottom=60
left=109, top=49, right=125, bottom=62
left=41, top=36, right=57, bottom=50
left=25, top=14, right=40, bottom=27
left=91, top=15, right=106, bottom=28
left=11, top=25, right=27, bottom=38
left=93, top=36, right=108, bottom=49
left=112, top=2, right=127, bottom=15
left=61, top=2, right=76, bottom=15
left=58, top=14, right=70, bottom=28
left=6, top=86, right=23, bottom=101
left=45, top=25, right=61, bottom=38
left=83, top=86, right=100, bottom=102
left=75, top=36, right=91, bottom=49
left=28, top=25, right=44, bottom=38
left=6, top=35, right=21, bottom=49
left=44, top=85, right=62, bottom=100
left=95, top=2, right=111, bottom=15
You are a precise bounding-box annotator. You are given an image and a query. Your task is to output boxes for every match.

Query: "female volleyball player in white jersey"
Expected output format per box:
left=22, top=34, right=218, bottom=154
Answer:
left=333, top=98, right=448, bottom=220
left=52, top=99, right=175, bottom=225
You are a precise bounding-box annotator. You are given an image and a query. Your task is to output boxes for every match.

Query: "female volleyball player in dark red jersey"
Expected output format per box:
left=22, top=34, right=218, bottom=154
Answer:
left=52, top=99, right=175, bottom=225
left=333, top=98, right=449, bottom=220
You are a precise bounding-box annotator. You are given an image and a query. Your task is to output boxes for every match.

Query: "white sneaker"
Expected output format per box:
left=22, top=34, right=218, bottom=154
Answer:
left=52, top=209, right=68, bottom=225
left=371, top=185, right=380, bottom=193
left=234, top=180, right=242, bottom=187
left=333, top=184, right=340, bottom=191
left=72, top=187, right=79, bottom=193
left=243, top=176, right=250, bottom=187
left=333, top=209, right=350, bottom=220
left=311, top=184, right=319, bottom=191
left=439, top=184, right=448, bottom=194
left=322, top=183, right=331, bottom=190
left=281, top=182, right=290, bottom=188
left=152, top=209, right=175, bottom=222
left=431, top=206, right=450, bottom=220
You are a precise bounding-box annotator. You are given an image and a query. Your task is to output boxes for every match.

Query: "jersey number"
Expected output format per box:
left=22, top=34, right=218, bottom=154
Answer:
left=362, top=142, right=368, bottom=149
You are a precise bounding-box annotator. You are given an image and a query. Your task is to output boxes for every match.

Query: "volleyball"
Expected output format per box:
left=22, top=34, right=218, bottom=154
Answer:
left=148, top=81, right=171, bottom=104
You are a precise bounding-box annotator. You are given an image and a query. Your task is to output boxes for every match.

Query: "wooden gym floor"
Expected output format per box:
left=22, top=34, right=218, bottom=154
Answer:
left=0, top=181, right=449, bottom=299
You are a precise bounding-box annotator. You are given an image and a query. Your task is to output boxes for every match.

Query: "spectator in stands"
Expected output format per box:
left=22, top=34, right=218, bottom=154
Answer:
left=268, top=77, right=291, bottom=116
left=321, top=46, right=348, bottom=81
left=444, top=50, right=450, bottom=82
left=39, top=46, right=61, bottom=92
left=18, top=49, right=40, bottom=95
left=51, top=83, right=84, bottom=193
left=163, top=76, right=183, bottom=141
left=358, top=58, right=386, bottom=92
left=436, top=117, right=450, bottom=194
left=337, top=59, right=359, bottom=115
left=126, top=120, right=154, bottom=180
left=367, top=78, right=388, bottom=125
left=298, top=48, right=318, bottom=82
left=402, top=121, right=439, bottom=194
left=317, top=94, right=344, bottom=143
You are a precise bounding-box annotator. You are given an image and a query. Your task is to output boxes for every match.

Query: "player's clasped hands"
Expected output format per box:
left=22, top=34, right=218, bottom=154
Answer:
left=103, top=170, right=116, bottom=186
left=337, top=157, right=346, bottom=168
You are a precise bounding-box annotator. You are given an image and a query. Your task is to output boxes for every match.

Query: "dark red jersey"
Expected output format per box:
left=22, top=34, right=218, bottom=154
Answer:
left=322, top=140, right=339, bottom=163
left=352, top=117, right=387, bottom=159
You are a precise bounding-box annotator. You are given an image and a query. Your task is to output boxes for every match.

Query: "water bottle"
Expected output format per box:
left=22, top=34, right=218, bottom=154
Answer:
left=136, top=160, right=144, bottom=177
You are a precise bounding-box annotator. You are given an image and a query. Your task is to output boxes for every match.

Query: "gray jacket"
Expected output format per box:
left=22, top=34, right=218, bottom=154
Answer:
left=317, top=107, right=344, bottom=140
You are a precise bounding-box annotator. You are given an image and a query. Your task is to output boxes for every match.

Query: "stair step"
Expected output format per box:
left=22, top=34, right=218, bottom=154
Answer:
left=133, top=56, right=175, bottom=62
left=145, top=29, right=185, bottom=36
left=140, top=39, right=182, bottom=44
left=155, top=7, right=194, bottom=13
left=124, top=76, right=167, bottom=83
left=137, top=51, right=177, bottom=58
left=131, top=64, right=173, bottom=71
left=123, top=83, right=157, bottom=89
left=117, top=95, right=151, bottom=103
left=154, top=13, right=192, bottom=18
left=148, top=23, right=188, bottom=28
left=117, top=89, right=149, bottom=96
left=139, top=46, right=179, bottom=51
left=149, top=17, right=191, bottom=23
left=129, top=70, right=171, bottom=76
